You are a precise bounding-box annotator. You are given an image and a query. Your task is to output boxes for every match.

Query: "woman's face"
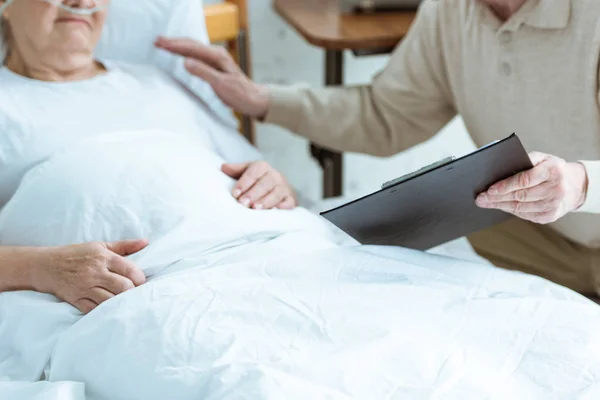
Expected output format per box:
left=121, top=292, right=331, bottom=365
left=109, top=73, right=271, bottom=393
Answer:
left=1, top=0, right=108, bottom=68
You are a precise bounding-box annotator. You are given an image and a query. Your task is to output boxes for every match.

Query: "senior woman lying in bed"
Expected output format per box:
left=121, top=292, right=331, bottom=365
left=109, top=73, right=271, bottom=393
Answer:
left=2, top=1, right=600, bottom=399
left=0, top=0, right=298, bottom=314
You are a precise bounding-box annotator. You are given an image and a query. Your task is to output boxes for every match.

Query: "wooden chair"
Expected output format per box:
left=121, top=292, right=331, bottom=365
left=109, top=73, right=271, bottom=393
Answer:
left=203, top=0, right=255, bottom=144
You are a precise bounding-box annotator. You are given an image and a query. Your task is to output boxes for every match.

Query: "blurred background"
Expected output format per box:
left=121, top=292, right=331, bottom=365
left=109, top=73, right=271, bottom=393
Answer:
left=206, top=0, right=478, bottom=203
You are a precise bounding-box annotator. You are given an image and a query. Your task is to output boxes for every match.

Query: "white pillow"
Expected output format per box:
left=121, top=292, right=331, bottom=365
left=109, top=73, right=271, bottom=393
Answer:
left=97, top=0, right=235, bottom=126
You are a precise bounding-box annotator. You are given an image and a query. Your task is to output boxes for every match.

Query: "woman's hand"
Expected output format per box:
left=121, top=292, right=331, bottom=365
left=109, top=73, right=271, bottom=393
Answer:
left=476, top=152, right=588, bottom=224
left=222, top=161, right=297, bottom=210
left=154, top=37, right=270, bottom=119
left=33, top=240, right=148, bottom=314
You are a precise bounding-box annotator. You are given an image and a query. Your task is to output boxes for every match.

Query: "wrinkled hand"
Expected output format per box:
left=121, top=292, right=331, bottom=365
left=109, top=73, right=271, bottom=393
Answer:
left=222, top=161, right=297, bottom=210
left=155, top=37, right=270, bottom=119
left=476, top=152, right=588, bottom=224
left=34, top=240, right=148, bottom=314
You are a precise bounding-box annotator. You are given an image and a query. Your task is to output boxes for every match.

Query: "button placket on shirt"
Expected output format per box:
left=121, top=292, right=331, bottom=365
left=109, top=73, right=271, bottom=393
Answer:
left=497, top=29, right=514, bottom=77
left=499, top=30, right=512, bottom=44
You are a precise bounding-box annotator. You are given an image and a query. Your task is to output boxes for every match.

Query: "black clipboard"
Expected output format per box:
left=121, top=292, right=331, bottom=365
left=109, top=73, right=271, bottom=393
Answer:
left=320, top=134, right=533, bottom=250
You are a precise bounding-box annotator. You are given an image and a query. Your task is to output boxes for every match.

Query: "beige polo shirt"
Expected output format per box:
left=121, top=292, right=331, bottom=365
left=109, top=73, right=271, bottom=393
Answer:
left=265, top=0, right=600, bottom=248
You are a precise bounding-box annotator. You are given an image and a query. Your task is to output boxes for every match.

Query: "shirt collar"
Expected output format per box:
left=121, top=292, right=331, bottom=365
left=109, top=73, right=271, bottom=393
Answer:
left=479, top=0, right=572, bottom=32
left=523, top=0, right=571, bottom=30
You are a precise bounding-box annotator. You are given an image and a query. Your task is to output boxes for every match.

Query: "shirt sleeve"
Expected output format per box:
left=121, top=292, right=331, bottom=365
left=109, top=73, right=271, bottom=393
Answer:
left=263, top=0, right=456, bottom=157
left=575, top=160, right=600, bottom=213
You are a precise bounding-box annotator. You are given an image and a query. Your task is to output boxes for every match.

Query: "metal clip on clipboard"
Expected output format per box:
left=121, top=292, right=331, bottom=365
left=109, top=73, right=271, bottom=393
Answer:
left=381, top=156, right=456, bottom=189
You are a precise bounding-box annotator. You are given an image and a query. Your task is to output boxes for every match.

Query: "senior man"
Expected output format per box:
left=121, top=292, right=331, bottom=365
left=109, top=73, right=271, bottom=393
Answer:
left=156, top=0, right=600, bottom=296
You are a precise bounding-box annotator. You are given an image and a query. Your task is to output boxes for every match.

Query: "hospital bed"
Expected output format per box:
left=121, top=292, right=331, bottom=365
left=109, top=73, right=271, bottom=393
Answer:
left=1, top=2, right=599, bottom=399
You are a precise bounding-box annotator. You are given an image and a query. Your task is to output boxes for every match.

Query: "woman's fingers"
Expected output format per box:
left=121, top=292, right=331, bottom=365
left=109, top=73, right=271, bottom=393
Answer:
left=234, top=162, right=269, bottom=205
left=74, top=298, right=97, bottom=315
left=106, top=256, right=146, bottom=287
left=222, top=162, right=250, bottom=180
left=222, top=163, right=252, bottom=199
left=105, top=239, right=149, bottom=257
left=277, top=196, right=297, bottom=210
left=241, top=174, right=276, bottom=208
left=225, top=161, right=296, bottom=210
left=101, top=273, right=135, bottom=295
left=255, top=186, right=286, bottom=210
left=88, top=287, right=115, bottom=306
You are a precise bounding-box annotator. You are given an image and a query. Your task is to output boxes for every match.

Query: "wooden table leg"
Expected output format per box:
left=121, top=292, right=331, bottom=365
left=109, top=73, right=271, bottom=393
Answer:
left=311, top=49, right=344, bottom=198
left=311, top=144, right=343, bottom=198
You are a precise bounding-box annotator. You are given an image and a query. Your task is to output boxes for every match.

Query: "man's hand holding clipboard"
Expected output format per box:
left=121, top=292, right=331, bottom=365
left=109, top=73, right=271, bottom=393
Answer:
left=475, top=152, right=589, bottom=225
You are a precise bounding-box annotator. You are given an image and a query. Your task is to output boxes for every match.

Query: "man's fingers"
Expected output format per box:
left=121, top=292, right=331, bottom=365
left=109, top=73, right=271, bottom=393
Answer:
left=477, top=183, right=551, bottom=204
left=528, top=151, right=550, bottom=166
left=480, top=200, right=555, bottom=214
left=155, top=37, right=216, bottom=62
left=155, top=37, right=234, bottom=71
left=107, top=257, right=146, bottom=287
left=106, top=239, right=149, bottom=257
left=74, top=298, right=97, bottom=315
left=184, top=58, right=223, bottom=84
left=88, top=287, right=115, bottom=306
left=487, top=165, right=550, bottom=195
left=157, top=36, right=227, bottom=82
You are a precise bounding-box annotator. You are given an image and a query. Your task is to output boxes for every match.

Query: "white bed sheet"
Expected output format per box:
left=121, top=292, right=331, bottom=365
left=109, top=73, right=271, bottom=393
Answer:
left=1, top=129, right=598, bottom=399
left=2, top=237, right=600, bottom=400
left=0, top=198, right=497, bottom=400
left=2, top=207, right=599, bottom=399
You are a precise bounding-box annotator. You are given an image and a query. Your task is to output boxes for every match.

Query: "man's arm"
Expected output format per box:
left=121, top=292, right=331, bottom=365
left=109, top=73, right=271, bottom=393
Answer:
left=263, top=1, right=456, bottom=157
left=155, top=0, right=456, bottom=157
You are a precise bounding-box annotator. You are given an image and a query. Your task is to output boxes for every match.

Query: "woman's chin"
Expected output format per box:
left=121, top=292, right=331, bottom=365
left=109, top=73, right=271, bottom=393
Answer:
left=50, top=32, right=95, bottom=57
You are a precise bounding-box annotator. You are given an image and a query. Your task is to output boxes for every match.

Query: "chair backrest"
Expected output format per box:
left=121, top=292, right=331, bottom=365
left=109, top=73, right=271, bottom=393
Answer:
left=204, top=0, right=254, bottom=144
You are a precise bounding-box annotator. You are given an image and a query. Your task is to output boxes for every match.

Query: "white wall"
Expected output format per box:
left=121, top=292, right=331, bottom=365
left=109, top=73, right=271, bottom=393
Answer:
left=208, top=0, right=476, bottom=203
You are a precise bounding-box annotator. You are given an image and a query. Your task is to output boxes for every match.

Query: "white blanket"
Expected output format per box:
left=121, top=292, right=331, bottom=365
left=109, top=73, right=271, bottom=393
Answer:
left=1, top=130, right=599, bottom=399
